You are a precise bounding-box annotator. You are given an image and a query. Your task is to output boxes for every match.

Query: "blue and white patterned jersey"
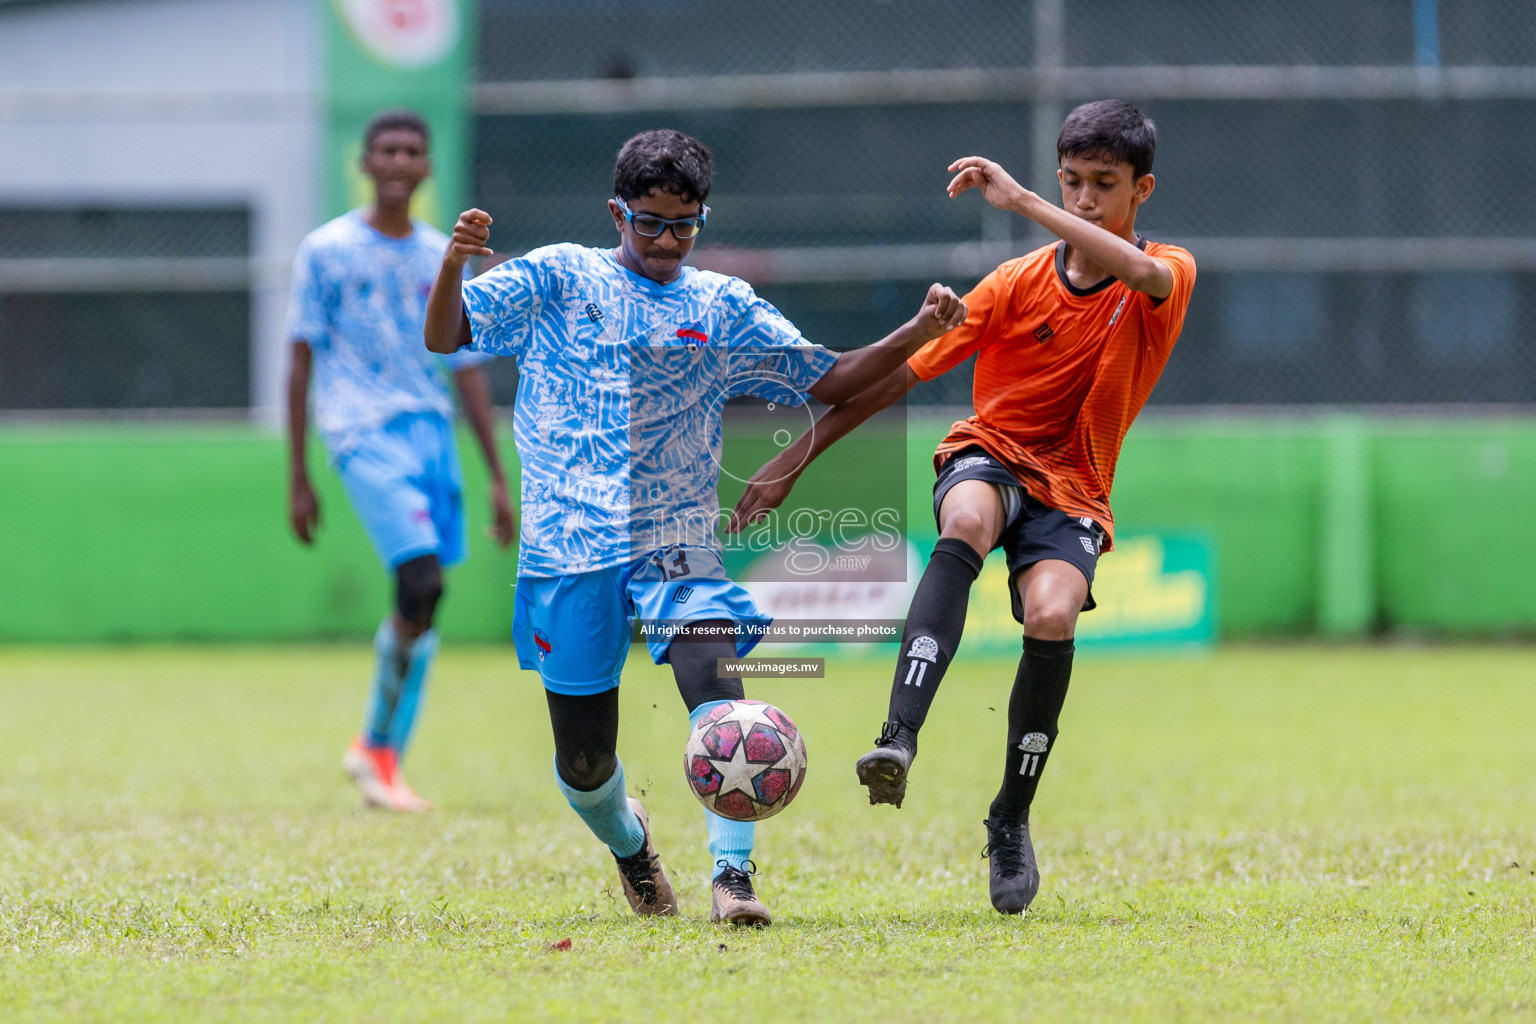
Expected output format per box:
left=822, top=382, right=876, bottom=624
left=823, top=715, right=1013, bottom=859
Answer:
left=286, top=210, right=490, bottom=455
left=462, top=243, right=838, bottom=577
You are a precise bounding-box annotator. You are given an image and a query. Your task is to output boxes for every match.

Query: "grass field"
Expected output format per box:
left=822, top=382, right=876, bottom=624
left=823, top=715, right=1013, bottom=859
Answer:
left=1, top=644, right=1533, bottom=1022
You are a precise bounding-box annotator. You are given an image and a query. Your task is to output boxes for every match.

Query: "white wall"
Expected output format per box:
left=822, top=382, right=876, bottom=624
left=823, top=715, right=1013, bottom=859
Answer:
left=0, top=0, right=321, bottom=423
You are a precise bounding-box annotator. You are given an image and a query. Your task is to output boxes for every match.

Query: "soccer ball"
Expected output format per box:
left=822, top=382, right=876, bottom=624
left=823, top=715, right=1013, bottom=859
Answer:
left=684, top=700, right=808, bottom=822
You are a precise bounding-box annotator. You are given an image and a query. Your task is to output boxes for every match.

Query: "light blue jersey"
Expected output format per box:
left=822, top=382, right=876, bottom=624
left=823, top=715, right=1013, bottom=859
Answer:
left=287, top=209, right=489, bottom=456
left=462, top=243, right=837, bottom=577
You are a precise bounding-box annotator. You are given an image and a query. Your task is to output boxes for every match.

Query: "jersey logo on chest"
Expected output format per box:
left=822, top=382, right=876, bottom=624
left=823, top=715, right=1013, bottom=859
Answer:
left=1032, top=323, right=1055, bottom=344
left=1107, top=294, right=1128, bottom=327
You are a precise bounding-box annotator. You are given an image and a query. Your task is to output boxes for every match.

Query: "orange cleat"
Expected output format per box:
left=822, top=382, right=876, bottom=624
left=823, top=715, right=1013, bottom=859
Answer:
left=389, top=770, right=433, bottom=813
left=343, top=736, right=432, bottom=812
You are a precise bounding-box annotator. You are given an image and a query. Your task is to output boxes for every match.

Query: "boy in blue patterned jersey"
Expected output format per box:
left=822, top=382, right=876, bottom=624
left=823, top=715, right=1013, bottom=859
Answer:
left=287, top=109, right=516, bottom=812
left=424, top=129, right=967, bottom=924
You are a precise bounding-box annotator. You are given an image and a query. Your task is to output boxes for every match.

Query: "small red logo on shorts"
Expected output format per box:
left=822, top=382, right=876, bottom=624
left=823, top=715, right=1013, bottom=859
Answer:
left=533, top=628, right=552, bottom=660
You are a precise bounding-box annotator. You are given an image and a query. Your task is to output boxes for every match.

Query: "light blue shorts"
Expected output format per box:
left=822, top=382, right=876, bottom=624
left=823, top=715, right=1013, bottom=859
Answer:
left=334, top=411, right=467, bottom=569
left=512, top=546, right=771, bottom=695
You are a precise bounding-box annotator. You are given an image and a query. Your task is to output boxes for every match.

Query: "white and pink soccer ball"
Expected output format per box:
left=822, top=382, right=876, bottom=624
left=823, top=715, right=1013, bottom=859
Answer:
left=684, top=700, right=808, bottom=822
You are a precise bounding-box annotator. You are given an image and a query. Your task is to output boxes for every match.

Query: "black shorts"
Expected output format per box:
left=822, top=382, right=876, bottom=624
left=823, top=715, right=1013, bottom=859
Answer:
left=932, top=446, right=1105, bottom=622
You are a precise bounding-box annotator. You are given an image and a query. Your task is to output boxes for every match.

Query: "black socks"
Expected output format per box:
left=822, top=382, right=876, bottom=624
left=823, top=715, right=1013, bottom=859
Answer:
left=884, top=539, right=1077, bottom=825
left=989, top=636, right=1075, bottom=826
left=884, top=537, right=986, bottom=752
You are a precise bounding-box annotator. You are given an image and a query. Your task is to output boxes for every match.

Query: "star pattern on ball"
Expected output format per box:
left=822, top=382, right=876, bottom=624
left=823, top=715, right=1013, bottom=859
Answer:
left=703, top=703, right=798, bottom=808
left=710, top=737, right=770, bottom=807
left=684, top=700, right=808, bottom=821
left=725, top=700, right=778, bottom=741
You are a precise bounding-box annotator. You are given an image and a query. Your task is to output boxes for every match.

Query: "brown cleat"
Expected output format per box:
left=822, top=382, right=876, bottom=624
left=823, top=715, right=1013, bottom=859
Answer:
left=709, top=862, right=771, bottom=927
left=613, top=797, right=677, bottom=916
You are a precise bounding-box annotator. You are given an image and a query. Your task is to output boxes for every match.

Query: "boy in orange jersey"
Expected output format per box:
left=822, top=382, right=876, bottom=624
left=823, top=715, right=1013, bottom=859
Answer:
left=728, top=100, right=1196, bottom=915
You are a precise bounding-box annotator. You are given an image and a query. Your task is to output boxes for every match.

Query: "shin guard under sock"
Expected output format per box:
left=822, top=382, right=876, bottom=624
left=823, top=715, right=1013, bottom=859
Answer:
left=555, top=754, right=646, bottom=859
left=363, top=618, right=410, bottom=748
left=989, top=636, right=1075, bottom=825
left=386, top=630, right=437, bottom=754
left=885, top=537, right=985, bottom=751
left=691, top=700, right=756, bottom=878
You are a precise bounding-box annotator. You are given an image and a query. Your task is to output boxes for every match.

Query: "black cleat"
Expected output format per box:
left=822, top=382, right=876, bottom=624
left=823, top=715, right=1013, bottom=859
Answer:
left=981, top=817, right=1040, bottom=914
left=855, top=721, right=915, bottom=808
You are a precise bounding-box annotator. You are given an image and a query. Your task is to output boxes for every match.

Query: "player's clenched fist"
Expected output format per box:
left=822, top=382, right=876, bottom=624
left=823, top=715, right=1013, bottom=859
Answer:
left=912, top=282, right=968, bottom=342
left=446, top=208, right=494, bottom=265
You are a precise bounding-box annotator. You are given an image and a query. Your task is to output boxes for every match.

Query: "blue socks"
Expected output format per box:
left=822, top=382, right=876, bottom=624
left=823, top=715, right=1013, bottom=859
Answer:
left=556, top=702, right=760, bottom=873
left=387, top=629, right=437, bottom=751
left=556, top=754, right=647, bottom=859
left=363, top=618, right=438, bottom=753
left=691, top=700, right=757, bottom=878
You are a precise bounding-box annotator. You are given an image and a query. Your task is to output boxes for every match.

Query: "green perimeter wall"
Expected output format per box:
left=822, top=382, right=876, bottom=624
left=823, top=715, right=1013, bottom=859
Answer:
left=1, top=416, right=1534, bottom=642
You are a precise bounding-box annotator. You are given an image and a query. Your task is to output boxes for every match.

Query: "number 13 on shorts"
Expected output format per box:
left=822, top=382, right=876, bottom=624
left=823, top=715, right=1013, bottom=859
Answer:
left=650, top=547, right=692, bottom=580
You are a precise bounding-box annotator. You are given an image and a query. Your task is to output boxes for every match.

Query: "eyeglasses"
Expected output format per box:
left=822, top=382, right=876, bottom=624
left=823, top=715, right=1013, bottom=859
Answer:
left=614, top=196, right=710, bottom=239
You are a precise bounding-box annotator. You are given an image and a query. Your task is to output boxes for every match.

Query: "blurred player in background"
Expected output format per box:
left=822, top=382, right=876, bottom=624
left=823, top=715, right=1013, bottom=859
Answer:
left=425, top=129, right=965, bottom=924
left=731, top=100, right=1196, bottom=915
left=286, top=108, right=516, bottom=812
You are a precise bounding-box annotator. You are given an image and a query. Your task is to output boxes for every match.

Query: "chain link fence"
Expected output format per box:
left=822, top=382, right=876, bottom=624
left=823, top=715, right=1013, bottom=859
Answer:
left=0, top=207, right=250, bottom=410
left=4, top=0, right=1534, bottom=411
left=474, top=0, right=1536, bottom=408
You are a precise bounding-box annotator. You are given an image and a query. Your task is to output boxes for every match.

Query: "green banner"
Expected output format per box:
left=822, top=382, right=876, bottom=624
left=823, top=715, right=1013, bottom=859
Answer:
left=322, top=0, right=475, bottom=229
left=12, top=419, right=1536, bottom=643
left=1040, top=534, right=1215, bottom=650
left=908, top=533, right=1215, bottom=653
left=938, top=531, right=1217, bottom=652
left=735, top=532, right=1215, bottom=656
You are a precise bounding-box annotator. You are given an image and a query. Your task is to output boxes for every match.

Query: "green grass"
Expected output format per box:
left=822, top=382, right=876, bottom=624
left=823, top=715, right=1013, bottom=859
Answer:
left=1, top=644, right=1533, bottom=1022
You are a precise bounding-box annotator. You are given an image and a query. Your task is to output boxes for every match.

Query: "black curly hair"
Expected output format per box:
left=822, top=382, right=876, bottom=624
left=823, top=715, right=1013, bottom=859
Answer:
left=613, top=129, right=714, bottom=205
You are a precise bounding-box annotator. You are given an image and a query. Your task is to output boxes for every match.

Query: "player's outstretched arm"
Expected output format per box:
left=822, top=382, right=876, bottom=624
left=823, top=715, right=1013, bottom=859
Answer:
left=734, top=282, right=964, bottom=528
left=286, top=341, right=321, bottom=544
left=808, top=283, right=965, bottom=406
left=425, top=208, right=494, bottom=353
left=453, top=364, right=517, bottom=548
left=728, top=363, right=920, bottom=533
left=947, top=156, right=1172, bottom=298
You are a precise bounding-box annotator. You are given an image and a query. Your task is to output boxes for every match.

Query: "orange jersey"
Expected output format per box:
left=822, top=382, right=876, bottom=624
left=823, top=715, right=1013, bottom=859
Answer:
left=908, top=239, right=1196, bottom=548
